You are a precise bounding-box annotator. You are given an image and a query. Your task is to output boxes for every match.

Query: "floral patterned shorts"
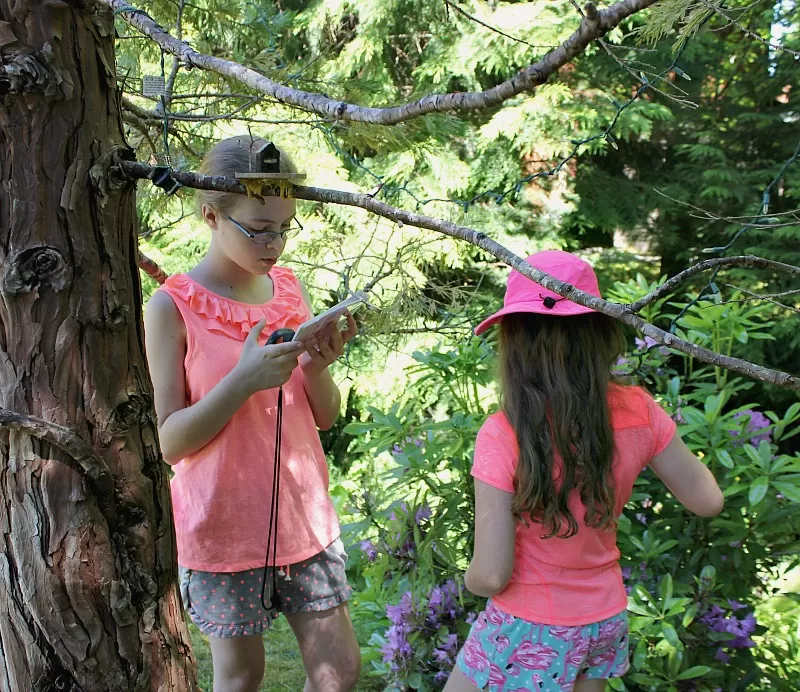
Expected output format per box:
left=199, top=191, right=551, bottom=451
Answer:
left=178, top=538, right=352, bottom=638
left=456, top=601, right=629, bottom=691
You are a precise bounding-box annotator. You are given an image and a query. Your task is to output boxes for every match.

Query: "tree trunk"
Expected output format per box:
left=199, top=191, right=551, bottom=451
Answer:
left=0, top=1, right=197, bottom=690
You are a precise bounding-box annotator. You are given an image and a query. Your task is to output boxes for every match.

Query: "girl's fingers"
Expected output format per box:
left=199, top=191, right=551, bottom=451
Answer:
left=341, top=313, right=358, bottom=343
left=328, top=328, right=344, bottom=355
left=244, top=319, right=267, bottom=348
left=317, top=337, right=335, bottom=361
left=267, top=341, right=305, bottom=357
left=304, top=339, right=322, bottom=360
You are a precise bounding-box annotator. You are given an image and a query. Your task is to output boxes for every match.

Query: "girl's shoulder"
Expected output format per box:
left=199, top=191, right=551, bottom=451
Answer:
left=608, top=383, right=664, bottom=431
left=477, top=411, right=517, bottom=449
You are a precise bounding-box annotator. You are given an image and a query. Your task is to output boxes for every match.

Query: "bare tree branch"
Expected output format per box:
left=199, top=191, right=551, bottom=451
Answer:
left=121, top=95, right=202, bottom=157
left=106, top=0, right=659, bottom=125
left=699, top=0, right=800, bottom=59
left=654, top=189, right=800, bottom=228
left=138, top=251, right=169, bottom=284
left=566, top=0, right=695, bottom=107
left=628, top=256, right=800, bottom=312
left=121, top=93, right=323, bottom=125
left=442, top=0, right=557, bottom=51
left=116, top=158, right=800, bottom=390
left=718, top=285, right=800, bottom=313
left=163, top=0, right=185, bottom=104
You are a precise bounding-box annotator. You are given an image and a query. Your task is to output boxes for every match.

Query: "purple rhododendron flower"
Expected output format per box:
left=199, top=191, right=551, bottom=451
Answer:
left=621, top=567, right=633, bottom=581
left=389, top=502, right=409, bottom=522
left=432, top=634, right=459, bottom=664
left=731, top=410, right=772, bottom=446
left=701, top=603, right=757, bottom=651
left=391, top=436, right=423, bottom=457
left=466, top=612, right=477, bottom=625
left=381, top=582, right=466, bottom=681
left=635, top=336, right=669, bottom=355
left=415, top=504, right=433, bottom=525
left=715, top=648, right=731, bottom=663
left=386, top=592, right=413, bottom=625
left=360, top=540, right=378, bottom=562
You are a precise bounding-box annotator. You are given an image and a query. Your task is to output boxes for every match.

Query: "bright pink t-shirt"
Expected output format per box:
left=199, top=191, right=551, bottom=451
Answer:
left=159, top=268, right=340, bottom=572
left=471, top=384, right=676, bottom=626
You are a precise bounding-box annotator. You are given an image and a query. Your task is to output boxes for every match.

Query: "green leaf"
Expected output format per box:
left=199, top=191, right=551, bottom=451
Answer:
left=716, top=449, right=734, bottom=469
left=659, top=573, right=673, bottom=604
left=627, top=602, right=654, bottom=616
left=682, top=603, right=698, bottom=628
left=677, top=665, right=712, bottom=680
left=668, top=647, right=683, bottom=678
left=343, top=422, right=374, bottom=434
left=662, top=622, right=680, bottom=647
left=748, top=476, right=769, bottom=506
left=774, top=481, right=800, bottom=503
left=699, top=565, right=716, bottom=586
left=408, top=672, right=423, bottom=689
left=633, top=638, right=648, bottom=669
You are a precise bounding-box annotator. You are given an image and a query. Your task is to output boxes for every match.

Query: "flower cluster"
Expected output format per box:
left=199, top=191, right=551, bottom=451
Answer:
left=359, top=502, right=433, bottom=568
left=359, top=540, right=378, bottom=562
left=701, top=600, right=758, bottom=663
left=381, top=580, right=469, bottom=688
left=393, top=502, right=431, bottom=567
left=391, top=436, right=423, bottom=456
left=730, top=410, right=772, bottom=447
left=635, top=335, right=670, bottom=356
left=621, top=561, right=651, bottom=596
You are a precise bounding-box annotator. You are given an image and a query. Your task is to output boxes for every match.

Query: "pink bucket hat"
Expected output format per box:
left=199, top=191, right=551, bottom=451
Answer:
left=474, top=250, right=601, bottom=335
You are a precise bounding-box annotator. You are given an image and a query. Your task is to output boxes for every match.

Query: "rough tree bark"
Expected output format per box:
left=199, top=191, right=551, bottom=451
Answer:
left=0, top=1, right=196, bottom=690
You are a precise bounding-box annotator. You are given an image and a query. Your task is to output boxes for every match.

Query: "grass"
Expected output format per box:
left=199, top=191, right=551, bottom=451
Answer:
left=188, top=617, right=385, bottom=691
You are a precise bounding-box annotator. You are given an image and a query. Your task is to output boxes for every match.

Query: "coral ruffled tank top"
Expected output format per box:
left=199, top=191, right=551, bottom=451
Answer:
left=158, top=267, right=340, bottom=572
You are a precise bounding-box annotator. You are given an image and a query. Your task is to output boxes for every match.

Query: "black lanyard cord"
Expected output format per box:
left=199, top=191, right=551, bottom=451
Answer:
left=261, top=385, right=283, bottom=611
left=260, top=327, right=295, bottom=611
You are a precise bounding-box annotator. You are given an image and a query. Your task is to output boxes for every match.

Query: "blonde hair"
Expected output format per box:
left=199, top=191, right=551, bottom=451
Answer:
left=196, top=135, right=298, bottom=214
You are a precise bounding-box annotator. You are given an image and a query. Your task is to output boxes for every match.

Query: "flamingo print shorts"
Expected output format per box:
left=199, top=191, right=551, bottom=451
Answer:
left=456, top=601, right=629, bottom=691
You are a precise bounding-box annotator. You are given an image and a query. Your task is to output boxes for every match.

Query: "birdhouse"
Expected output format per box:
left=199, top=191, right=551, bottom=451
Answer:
left=235, top=141, right=306, bottom=188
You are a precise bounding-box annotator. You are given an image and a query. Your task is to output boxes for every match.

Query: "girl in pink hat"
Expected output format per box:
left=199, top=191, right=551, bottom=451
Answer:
left=445, top=250, right=724, bottom=692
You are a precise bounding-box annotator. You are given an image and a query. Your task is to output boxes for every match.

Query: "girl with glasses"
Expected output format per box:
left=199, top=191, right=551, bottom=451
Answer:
left=144, top=135, right=360, bottom=692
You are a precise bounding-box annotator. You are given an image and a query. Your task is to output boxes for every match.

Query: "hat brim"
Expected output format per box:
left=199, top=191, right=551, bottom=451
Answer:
left=474, top=301, right=596, bottom=336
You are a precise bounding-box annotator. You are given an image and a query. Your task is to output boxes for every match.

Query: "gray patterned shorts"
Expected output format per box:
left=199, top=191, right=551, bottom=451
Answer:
left=179, top=538, right=352, bottom=638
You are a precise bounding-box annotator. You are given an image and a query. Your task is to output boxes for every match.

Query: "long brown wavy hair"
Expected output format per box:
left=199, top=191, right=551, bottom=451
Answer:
left=499, top=312, right=626, bottom=538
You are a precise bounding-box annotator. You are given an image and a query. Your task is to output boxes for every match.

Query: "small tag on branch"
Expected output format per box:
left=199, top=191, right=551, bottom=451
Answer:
left=142, top=75, right=166, bottom=97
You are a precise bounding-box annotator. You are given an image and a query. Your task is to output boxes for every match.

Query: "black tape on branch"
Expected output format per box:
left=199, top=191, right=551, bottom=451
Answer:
left=150, top=166, right=181, bottom=195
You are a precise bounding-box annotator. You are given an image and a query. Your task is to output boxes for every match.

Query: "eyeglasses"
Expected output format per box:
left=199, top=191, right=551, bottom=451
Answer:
left=224, top=212, right=303, bottom=245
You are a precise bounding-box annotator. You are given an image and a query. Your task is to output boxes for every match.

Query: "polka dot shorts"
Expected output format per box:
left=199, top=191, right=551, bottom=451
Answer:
left=178, top=538, right=352, bottom=638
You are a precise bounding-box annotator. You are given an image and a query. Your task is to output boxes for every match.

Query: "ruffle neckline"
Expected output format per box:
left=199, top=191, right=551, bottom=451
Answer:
left=163, top=268, right=309, bottom=341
